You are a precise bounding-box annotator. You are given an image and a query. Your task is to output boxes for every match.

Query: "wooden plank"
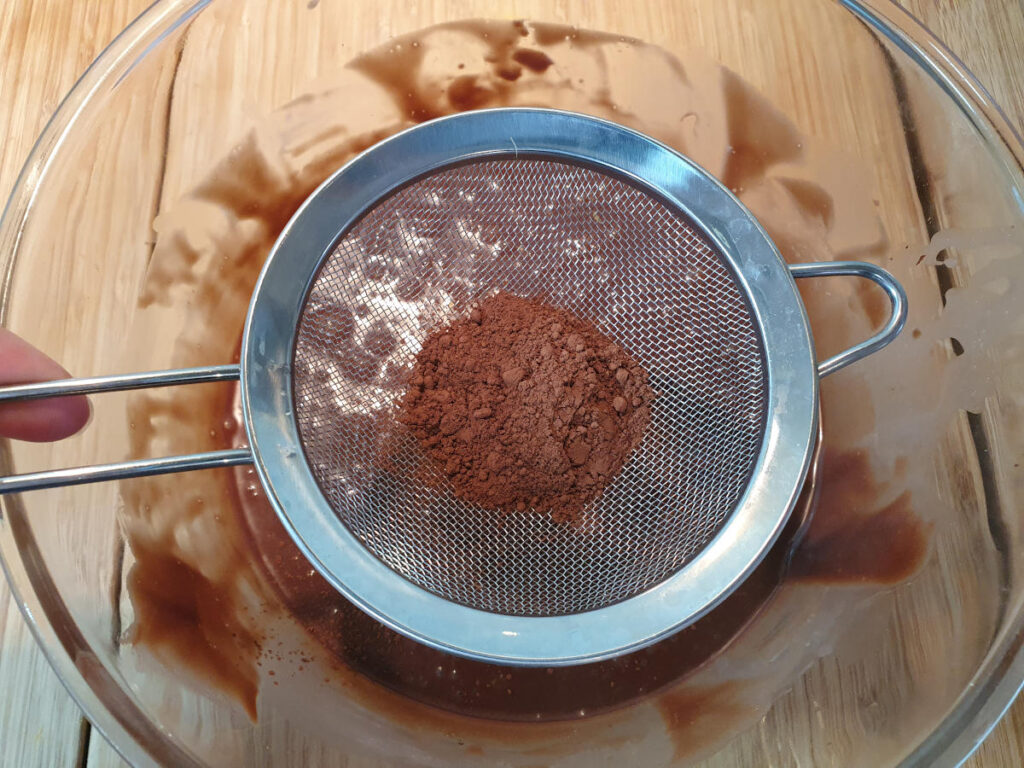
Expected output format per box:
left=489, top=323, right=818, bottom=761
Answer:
left=904, top=0, right=1024, bottom=130
left=0, top=594, right=86, bottom=767
left=0, top=2, right=160, bottom=768
left=86, top=731, right=130, bottom=768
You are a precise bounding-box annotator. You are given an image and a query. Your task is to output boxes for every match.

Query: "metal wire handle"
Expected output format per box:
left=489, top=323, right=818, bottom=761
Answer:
left=790, top=261, right=908, bottom=378
left=0, top=261, right=904, bottom=496
left=0, top=364, right=252, bottom=494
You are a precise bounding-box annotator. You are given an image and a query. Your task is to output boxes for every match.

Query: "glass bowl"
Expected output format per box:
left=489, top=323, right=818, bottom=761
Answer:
left=1, top=1, right=1022, bottom=766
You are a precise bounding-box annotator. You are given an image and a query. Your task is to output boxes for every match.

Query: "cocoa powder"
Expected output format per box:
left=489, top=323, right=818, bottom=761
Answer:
left=398, top=293, right=652, bottom=524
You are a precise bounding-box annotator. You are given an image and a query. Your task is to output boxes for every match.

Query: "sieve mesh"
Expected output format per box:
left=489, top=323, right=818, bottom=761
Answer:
left=292, top=157, right=767, bottom=617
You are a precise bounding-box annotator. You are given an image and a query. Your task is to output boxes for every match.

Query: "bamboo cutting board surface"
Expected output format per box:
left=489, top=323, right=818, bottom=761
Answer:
left=0, top=1, right=1022, bottom=766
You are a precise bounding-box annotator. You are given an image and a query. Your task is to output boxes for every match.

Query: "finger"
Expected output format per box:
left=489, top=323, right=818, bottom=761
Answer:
left=0, top=328, right=91, bottom=442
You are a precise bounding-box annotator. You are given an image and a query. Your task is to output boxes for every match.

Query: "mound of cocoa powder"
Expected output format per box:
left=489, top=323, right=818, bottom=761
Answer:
left=398, top=293, right=653, bottom=524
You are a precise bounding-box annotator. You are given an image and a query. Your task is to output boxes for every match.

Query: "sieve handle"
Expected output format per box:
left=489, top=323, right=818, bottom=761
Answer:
left=789, top=261, right=908, bottom=378
left=0, top=364, right=254, bottom=495
left=0, top=364, right=240, bottom=401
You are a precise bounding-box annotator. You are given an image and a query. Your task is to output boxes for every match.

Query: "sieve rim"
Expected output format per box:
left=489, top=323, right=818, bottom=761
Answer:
left=240, top=108, right=818, bottom=665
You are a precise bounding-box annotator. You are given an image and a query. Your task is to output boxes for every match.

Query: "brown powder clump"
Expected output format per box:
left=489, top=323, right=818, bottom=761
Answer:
left=398, top=293, right=652, bottom=524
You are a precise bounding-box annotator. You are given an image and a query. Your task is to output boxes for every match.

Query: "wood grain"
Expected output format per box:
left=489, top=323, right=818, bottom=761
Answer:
left=903, top=6, right=1024, bottom=765
left=0, top=1, right=1021, bottom=767
left=0, top=5, right=159, bottom=768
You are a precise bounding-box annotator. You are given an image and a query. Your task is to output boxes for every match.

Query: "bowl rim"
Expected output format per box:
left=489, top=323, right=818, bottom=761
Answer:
left=837, top=2, right=1024, bottom=766
left=0, top=5, right=217, bottom=766
left=0, top=1, right=1021, bottom=766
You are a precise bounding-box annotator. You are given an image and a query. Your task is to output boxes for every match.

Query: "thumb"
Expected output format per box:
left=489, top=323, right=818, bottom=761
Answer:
left=0, top=328, right=91, bottom=442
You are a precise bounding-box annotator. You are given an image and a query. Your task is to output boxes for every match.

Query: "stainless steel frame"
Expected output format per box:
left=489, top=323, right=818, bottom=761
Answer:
left=242, top=108, right=905, bottom=664
left=0, top=365, right=253, bottom=494
left=0, top=108, right=907, bottom=666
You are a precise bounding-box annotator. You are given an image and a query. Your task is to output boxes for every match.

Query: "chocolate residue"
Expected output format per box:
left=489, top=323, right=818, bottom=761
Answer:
left=512, top=48, right=554, bottom=73
left=349, top=41, right=440, bottom=122
left=350, top=20, right=531, bottom=120
left=721, top=69, right=805, bottom=191
left=127, top=540, right=263, bottom=719
left=124, top=15, right=931, bottom=755
left=656, top=683, right=752, bottom=762
left=778, top=178, right=835, bottom=230
left=790, top=449, right=930, bottom=583
left=496, top=64, right=523, bottom=82
left=447, top=74, right=496, bottom=111
left=529, top=22, right=625, bottom=49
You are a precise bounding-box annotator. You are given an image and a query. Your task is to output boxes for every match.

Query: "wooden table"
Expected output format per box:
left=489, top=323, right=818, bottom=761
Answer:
left=1, top=1, right=1022, bottom=766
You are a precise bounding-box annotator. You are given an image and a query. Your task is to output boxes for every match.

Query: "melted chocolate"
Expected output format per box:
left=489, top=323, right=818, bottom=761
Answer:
left=790, top=450, right=929, bottom=584
left=720, top=69, right=805, bottom=192
left=512, top=48, right=554, bottom=73
left=128, top=540, right=263, bottom=719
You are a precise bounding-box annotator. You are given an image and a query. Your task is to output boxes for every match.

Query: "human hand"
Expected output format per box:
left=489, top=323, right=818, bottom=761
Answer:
left=0, top=328, right=90, bottom=441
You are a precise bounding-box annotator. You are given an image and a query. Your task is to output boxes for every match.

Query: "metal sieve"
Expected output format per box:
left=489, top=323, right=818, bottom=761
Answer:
left=0, top=109, right=906, bottom=665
